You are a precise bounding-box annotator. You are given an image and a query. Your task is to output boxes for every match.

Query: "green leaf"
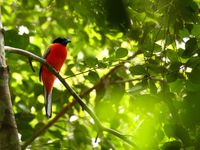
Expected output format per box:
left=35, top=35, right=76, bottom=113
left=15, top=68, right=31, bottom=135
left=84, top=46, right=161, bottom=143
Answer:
left=164, top=123, right=191, bottom=145
left=34, top=83, right=43, bottom=98
left=166, top=50, right=178, bottom=62
left=85, top=57, right=98, bottom=68
left=35, top=122, right=45, bottom=130
left=166, top=62, right=181, bottom=82
left=26, top=43, right=41, bottom=55
left=162, top=141, right=181, bottom=150
left=181, top=92, right=200, bottom=128
left=56, top=0, right=65, bottom=8
left=166, top=72, right=178, bottom=83
left=182, top=38, right=198, bottom=58
left=188, top=67, right=200, bottom=84
left=115, top=48, right=128, bottom=58
left=127, top=83, right=144, bottom=94
left=179, top=28, right=190, bottom=38
left=186, top=56, right=200, bottom=68
left=186, top=80, right=200, bottom=92
left=74, top=123, right=90, bottom=144
left=129, top=65, right=147, bottom=75
left=191, top=24, right=200, bottom=37
left=86, top=71, right=100, bottom=84
left=147, top=59, right=166, bottom=74
left=5, top=30, right=29, bottom=49
left=148, top=79, right=157, bottom=94
left=169, top=62, right=181, bottom=71
left=39, top=16, right=47, bottom=24
left=52, top=140, right=61, bottom=148
left=98, top=61, right=108, bottom=68
left=15, top=113, right=35, bottom=141
left=49, top=130, right=63, bottom=139
left=15, top=113, right=35, bottom=122
left=169, top=79, right=185, bottom=93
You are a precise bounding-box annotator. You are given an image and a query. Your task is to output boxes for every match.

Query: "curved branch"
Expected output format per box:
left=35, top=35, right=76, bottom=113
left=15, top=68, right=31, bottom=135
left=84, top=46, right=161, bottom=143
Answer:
left=5, top=46, right=138, bottom=149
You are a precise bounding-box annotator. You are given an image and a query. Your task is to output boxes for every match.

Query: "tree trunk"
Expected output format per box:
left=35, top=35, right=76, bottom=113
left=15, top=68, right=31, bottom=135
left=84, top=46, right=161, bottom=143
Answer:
left=0, top=7, right=20, bottom=150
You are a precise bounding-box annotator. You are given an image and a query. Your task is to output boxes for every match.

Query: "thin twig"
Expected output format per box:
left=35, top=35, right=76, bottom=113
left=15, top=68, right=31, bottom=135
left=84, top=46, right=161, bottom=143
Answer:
left=112, top=76, right=167, bottom=84
left=5, top=46, right=139, bottom=149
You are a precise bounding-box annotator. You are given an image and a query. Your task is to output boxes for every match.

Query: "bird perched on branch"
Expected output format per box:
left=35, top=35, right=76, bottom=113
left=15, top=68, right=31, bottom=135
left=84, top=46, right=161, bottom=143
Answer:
left=39, top=37, right=71, bottom=118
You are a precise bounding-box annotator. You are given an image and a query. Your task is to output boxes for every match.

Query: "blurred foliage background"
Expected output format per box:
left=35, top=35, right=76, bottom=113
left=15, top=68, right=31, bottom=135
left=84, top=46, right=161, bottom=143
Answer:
left=1, top=0, right=200, bottom=149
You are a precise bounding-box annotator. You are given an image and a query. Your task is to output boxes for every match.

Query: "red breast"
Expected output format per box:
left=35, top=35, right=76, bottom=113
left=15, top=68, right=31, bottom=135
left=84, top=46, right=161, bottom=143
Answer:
left=46, top=43, right=67, bottom=71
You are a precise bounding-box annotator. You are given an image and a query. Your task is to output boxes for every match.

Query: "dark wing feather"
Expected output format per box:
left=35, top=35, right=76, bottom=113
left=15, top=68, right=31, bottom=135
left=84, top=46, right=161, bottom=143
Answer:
left=39, top=47, right=51, bottom=81
left=42, top=47, right=52, bottom=59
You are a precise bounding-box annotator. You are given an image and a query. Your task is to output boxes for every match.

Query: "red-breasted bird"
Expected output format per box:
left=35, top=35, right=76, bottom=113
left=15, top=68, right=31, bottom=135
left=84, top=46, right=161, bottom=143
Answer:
left=39, top=37, right=71, bottom=118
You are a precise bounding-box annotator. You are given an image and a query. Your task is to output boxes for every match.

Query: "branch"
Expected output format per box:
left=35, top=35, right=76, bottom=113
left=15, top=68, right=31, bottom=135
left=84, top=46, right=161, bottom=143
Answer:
left=21, top=100, right=77, bottom=150
left=80, top=49, right=142, bottom=97
left=0, top=8, right=6, bottom=67
left=112, top=76, right=167, bottom=84
left=0, top=7, right=20, bottom=149
left=5, top=46, right=139, bottom=149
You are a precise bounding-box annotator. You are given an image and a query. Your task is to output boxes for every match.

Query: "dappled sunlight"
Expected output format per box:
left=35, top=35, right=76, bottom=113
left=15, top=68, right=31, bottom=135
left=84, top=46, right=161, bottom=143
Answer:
left=2, top=0, right=200, bottom=149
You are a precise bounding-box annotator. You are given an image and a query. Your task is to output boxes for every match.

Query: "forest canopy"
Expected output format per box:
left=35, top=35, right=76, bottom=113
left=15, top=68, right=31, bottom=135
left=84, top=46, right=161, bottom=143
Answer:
left=1, top=0, right=200, bottom=149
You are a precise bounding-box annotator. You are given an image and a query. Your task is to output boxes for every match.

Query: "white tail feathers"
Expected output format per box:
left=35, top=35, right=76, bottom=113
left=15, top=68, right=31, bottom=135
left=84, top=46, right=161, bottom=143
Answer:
left=44, top=88, right=52, bottom=118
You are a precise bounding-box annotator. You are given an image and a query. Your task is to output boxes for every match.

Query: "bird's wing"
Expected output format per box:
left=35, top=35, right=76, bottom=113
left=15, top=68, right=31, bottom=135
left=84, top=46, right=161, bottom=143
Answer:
left=42, top=47, right=52, bottom=59
left=39, top=47, right=52, bottom=81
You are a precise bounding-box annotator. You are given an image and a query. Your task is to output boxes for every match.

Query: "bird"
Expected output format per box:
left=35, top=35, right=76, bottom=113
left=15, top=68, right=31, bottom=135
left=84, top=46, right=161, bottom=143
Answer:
left=39, top=37, right=71, bottom=118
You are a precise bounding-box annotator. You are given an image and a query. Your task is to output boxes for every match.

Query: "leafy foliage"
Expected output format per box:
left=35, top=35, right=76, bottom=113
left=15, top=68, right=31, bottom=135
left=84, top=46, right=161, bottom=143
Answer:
left=1, top=0, right=200, bottom=149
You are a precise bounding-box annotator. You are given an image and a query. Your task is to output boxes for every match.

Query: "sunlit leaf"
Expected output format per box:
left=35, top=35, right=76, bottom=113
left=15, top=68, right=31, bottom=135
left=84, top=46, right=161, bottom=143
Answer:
left=5, top=30, right=29, bottom=49
left=2, top=0, right=200, bottom=149
left=115, top=48, right=128, bottom=58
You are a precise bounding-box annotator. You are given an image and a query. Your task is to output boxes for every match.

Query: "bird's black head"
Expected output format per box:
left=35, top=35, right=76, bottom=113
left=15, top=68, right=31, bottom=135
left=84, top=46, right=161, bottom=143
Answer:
left=52, top=37, right=71, bottom=46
